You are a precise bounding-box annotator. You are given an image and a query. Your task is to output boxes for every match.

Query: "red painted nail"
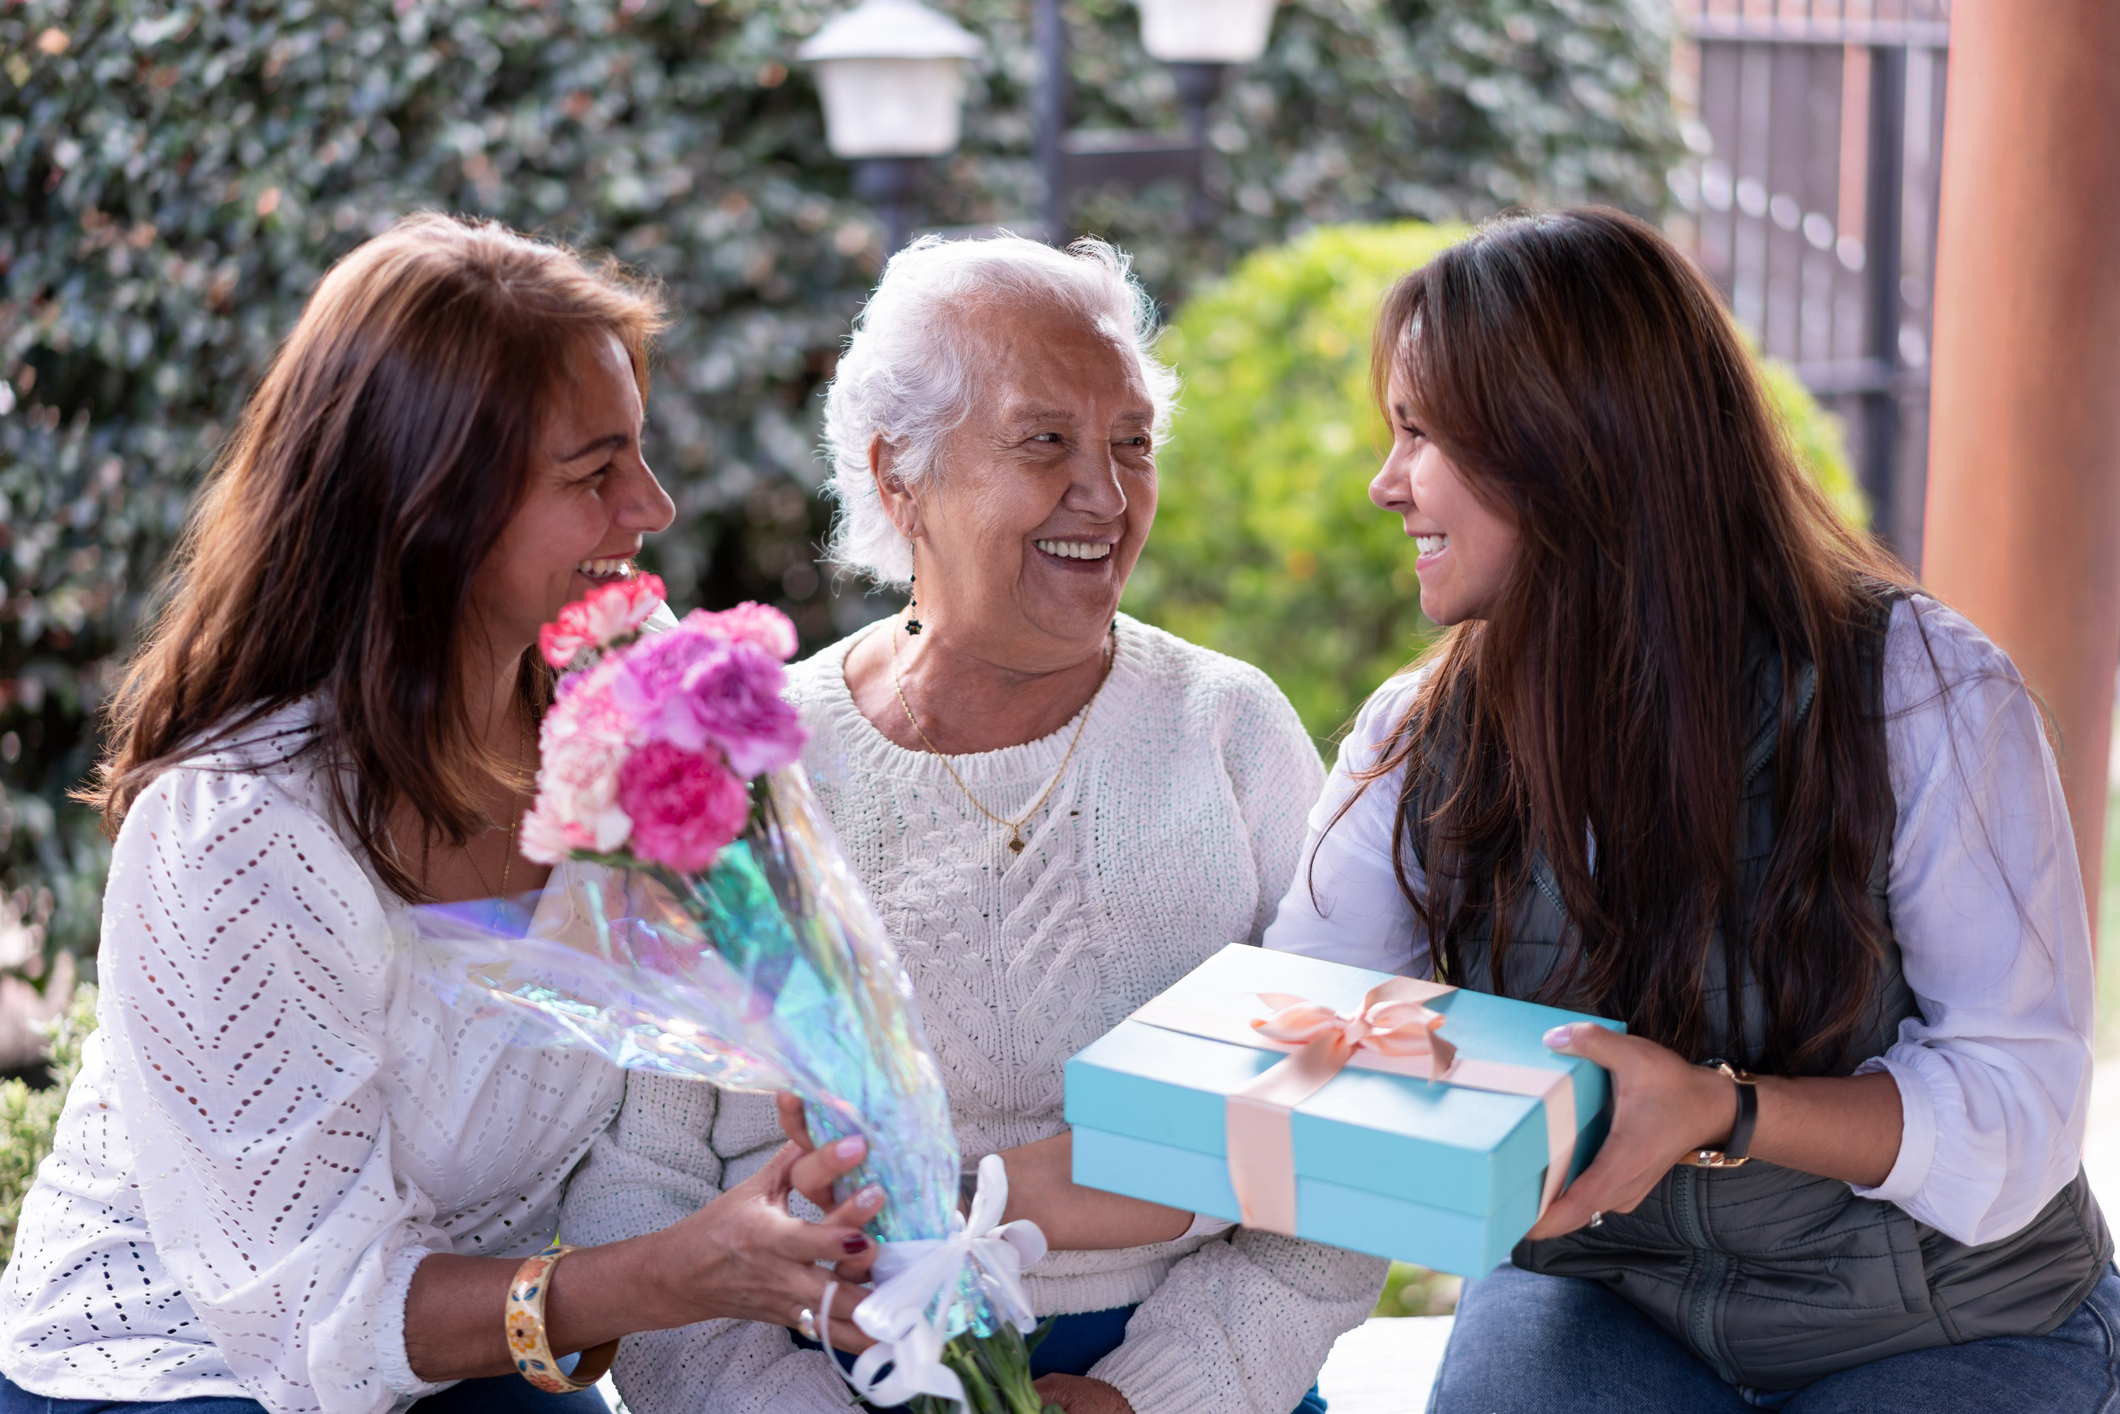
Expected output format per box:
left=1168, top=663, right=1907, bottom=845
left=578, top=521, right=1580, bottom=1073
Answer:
left=843, top=1235, right=868, bottom=1254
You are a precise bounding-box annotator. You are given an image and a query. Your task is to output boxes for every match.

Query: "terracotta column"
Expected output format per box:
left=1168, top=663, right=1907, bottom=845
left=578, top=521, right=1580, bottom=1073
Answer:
left=1921, top=0, right=2120, bottom=933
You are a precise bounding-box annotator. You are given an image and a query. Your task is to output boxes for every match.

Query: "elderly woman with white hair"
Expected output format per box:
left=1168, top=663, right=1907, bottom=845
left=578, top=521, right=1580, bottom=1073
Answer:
left=560, top=233, right=1386, bottom=1414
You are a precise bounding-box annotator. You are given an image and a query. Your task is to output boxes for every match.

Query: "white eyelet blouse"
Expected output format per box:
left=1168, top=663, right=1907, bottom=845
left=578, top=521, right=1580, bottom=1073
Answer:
left=0, top=704, right=625, bottom=1414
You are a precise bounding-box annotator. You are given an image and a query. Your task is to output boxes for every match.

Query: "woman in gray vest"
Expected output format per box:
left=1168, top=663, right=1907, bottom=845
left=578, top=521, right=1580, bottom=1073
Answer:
left=1265, top=206, right=2114, bottom=1412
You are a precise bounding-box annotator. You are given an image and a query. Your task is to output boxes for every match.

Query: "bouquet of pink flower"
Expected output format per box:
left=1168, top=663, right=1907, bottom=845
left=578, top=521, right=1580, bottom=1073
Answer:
left=521, top=574, right=806, bottom=872
left=411, top=574, right=1059, bottom=1414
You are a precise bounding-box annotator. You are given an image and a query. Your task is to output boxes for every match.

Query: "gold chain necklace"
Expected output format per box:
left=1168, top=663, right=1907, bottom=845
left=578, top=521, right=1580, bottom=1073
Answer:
left=469, top=718, right=526, bottom=896
left=888, top=616, right=1114, bottom=855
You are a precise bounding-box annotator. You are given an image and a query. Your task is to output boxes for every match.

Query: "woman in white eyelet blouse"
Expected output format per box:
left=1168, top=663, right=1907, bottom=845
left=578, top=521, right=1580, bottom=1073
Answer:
left=0, top=713, right=628, bottom=1407
left=0, top=216, right=886, bottom=1414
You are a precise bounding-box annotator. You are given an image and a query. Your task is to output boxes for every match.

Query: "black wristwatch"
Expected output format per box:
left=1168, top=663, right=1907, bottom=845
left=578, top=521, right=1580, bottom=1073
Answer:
left=1677, top=1060, right=1758, bottom=1168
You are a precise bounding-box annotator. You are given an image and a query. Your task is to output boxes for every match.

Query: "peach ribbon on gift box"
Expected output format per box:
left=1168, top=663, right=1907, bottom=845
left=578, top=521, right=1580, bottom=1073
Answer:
left=1127, top=976, right=1578, bottom=1236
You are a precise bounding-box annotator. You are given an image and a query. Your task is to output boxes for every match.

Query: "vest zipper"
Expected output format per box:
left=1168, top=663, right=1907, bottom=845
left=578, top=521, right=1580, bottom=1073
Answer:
left=1670, top=1167, right=1739, bottom=1384
left=1530, top=852, right=1568, bottom=919
left=1739, top=662, right=1816, bottom=789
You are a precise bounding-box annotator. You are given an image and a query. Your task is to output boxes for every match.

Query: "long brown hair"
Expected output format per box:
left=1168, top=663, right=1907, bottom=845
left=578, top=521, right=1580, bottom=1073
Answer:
left=87, top=213, right=666, bottom=901
left=1367, top=207, right=1911, bottom=1074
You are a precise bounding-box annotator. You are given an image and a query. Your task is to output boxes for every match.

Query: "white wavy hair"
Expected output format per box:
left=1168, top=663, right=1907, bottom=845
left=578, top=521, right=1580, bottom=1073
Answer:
left=820, top=232, right=1178, bottom=587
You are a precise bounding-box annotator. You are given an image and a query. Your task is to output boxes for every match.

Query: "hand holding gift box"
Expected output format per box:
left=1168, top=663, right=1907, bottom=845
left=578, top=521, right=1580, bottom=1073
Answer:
left=1065, top=945, right=1621, bottom=1276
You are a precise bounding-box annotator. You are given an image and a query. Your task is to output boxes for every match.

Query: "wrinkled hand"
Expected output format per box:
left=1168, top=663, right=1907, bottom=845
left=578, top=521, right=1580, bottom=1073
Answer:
left=1522, top=1022, right=1737, bottom=1241
left=653, top=1138, right=884, bottom=1350
left=1033, top=1374, right=1135, bottom=1413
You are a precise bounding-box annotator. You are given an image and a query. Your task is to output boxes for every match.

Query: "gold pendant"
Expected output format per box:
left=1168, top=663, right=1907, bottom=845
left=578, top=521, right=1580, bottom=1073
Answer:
left=1007, top=832, right=1026, bottom=854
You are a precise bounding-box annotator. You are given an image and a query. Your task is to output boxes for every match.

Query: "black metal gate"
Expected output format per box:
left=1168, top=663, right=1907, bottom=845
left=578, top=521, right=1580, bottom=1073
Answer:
left=1670, top=0, right=1951, bottom=565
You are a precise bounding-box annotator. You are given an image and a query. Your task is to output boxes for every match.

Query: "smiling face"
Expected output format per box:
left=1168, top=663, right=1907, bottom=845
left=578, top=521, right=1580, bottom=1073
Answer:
left=468, top=331, right=677, bottom=660
left=881, top=297, right=1156, bottom=668
left=1370, top=369, right=1520, bottom=626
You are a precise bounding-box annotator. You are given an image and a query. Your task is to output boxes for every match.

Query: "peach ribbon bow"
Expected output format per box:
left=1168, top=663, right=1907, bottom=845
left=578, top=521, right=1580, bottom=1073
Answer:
left=1129, top=976, right=1577, bottom=1237
left=1249, top=987, right=1461, bottom=1070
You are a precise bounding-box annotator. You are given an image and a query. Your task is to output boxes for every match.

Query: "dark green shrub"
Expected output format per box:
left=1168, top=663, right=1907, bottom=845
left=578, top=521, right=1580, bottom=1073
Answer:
left=0, top=982, right=96, bottom=1265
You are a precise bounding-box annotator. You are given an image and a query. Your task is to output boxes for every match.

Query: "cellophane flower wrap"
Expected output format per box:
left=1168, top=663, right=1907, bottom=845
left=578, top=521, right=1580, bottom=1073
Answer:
left=410, top=575, right=1059, bottom=1414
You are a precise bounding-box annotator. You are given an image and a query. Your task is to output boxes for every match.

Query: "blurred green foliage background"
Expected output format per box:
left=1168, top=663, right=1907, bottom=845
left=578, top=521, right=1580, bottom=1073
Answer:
left=2, top=0, right=1680, bottom=980
left=0, top=984, right=93, bottom=1263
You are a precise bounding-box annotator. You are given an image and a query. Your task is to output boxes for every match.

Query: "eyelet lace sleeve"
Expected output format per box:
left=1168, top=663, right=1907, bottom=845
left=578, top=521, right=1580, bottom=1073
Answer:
left=91, top=764, right=452, bottom=1414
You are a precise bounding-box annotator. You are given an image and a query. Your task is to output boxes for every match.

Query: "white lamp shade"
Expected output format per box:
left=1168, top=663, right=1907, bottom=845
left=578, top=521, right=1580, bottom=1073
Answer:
left=810, top=56, right=970, bottom=159
left=798, top=0, right=981, bottom=159
left=1138, top=0, right=1277, bottom=63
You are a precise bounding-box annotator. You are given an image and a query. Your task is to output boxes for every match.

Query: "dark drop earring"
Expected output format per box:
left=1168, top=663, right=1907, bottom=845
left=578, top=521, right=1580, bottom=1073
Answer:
left=905, top=569, right=923, bottom=636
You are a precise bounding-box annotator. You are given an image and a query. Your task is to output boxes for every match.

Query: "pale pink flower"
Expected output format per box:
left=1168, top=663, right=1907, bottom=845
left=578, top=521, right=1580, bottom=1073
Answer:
left=540, top=572, right=668, bottom=668
left=517, top=803, right=579, bottom=867
left=683, top=602, right=799, bottom=662
left=520, top=668, right=636, bottom=860
left=617, top=742, right=751, bottom=872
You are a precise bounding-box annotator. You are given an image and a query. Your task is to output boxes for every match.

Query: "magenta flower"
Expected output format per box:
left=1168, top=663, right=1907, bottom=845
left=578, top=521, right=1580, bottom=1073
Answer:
left=616, top=742, right=751, bottom=872
left=612, top=629, right=807, bottom=778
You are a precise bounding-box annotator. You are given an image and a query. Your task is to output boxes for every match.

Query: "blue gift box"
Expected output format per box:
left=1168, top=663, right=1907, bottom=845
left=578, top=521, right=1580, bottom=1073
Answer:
left=1065, top=945, right=1622, bottom=1276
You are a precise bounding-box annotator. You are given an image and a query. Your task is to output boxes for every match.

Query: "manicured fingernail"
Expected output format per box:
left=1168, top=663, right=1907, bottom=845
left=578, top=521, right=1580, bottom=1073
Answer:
left=842, top=1234, right=869, bottom=1254
left=856, top=1185, right=884, bottom=1208
left=833, top=1137, right=866, bottom=1159
left=1543, top=1024, right=1576, bottom=1048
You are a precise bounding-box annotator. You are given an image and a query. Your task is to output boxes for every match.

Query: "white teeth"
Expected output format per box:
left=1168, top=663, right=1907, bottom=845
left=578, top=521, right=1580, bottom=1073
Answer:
left=578, top=558, right=634, bottom=578
left=1034, top=539, right=1113, bottom=561
left=1415, top=534, right=1449, bottom=556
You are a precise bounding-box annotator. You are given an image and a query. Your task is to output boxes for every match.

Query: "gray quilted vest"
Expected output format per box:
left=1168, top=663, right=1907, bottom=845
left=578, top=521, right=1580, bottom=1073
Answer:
left=1412, top=599, right=2112, bottom=1390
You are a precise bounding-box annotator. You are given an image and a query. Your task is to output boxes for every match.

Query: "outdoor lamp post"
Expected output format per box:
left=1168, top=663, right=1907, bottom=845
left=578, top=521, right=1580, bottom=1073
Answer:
left=1137, top=0, right=1278, bottom=65
left=1034, top=0, right=1277, bottom=237
left=798, top=0, right=982, bottom=254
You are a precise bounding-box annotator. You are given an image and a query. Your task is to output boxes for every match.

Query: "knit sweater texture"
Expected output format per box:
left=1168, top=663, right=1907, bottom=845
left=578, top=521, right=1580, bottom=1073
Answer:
left=560, top=614, right=1389, bottom=1414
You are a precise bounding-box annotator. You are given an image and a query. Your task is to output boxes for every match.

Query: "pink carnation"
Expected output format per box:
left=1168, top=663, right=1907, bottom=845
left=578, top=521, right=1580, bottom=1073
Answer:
left=539, top=572, right=668, bottom=669
left=682, top=602, right=799, bottom=662
left=616, top=742, right=751, bottom=872
left=610, top=628, right=807, bottom=779
left=518, top=665, right=636, bottom=863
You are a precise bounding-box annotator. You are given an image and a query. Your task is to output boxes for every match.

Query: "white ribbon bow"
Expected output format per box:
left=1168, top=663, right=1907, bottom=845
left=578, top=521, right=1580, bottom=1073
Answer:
left=841, top=1153, right=1049, bottom=1409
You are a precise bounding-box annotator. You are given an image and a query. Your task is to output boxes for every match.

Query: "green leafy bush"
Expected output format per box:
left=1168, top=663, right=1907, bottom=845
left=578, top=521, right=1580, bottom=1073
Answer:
left=1373, top=1261, right=1464, bottom=1317
left=1127, top=221, right=1865, bottom=741
left=0, top=0, right=1677, bottom=976
left=0, top=982, right=96, bottom=1265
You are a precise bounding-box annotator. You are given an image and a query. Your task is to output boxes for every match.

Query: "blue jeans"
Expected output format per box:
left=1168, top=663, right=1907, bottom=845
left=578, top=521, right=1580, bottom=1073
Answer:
left=795, top=1303, right=1328, bottom=1412
left=0, top=1372, right=607, bottom=1414
left=1430, top=1261, right=2120, bottom=1414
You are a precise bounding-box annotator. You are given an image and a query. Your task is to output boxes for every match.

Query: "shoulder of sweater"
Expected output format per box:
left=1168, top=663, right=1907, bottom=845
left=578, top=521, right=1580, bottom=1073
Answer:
left=785, top=629, right=863, bottom=706
left=1112, top=615, right=1305, bottom=729
left=779, top=617, right=1309, bottom=738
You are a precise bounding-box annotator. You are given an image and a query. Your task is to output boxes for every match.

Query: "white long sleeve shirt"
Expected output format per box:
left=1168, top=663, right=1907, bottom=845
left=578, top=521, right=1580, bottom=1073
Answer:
left=1264, top=597, right=2096, bottom=1248
left=0, top=706, right=625, bottom=1413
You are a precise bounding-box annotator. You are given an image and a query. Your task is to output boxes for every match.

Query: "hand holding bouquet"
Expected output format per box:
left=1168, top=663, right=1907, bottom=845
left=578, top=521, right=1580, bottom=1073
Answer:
left=412, top=574, right=1061, bottom=1413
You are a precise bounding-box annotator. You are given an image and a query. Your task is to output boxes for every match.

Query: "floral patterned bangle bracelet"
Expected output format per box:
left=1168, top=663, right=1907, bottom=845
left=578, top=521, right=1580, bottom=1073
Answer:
left=505, top=1242, right=620, bottom=1393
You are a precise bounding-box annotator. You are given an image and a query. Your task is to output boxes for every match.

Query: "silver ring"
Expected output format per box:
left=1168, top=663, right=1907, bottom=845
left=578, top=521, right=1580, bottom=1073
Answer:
left=1588, top=1211, right=1605, bottom=1229
left=797, top=1307, right=819, bottom=1342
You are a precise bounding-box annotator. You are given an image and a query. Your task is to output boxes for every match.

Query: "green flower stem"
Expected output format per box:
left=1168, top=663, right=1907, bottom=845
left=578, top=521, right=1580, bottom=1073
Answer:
left=899, top=1329, right=1052, bottom=1414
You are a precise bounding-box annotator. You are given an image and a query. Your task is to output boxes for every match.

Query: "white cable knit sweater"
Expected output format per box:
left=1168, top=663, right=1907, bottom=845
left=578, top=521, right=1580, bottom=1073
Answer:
left=560, top=614, right=1389, bottom=1414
